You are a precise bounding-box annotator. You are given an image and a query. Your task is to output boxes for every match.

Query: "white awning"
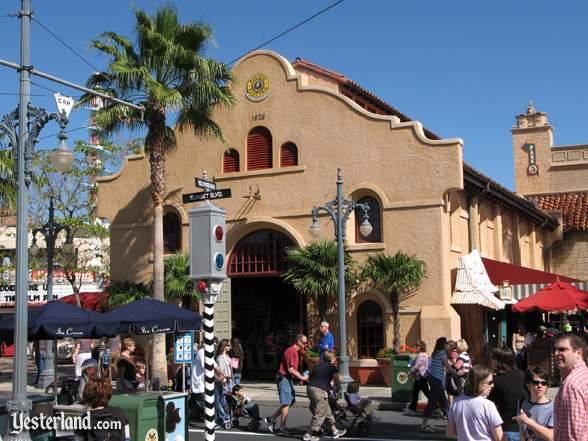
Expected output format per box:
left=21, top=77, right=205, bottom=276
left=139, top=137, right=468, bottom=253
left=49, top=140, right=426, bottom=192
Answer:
left=512, top=281, right=588, bottom=300
left=451, top=249, right=505, bottom=310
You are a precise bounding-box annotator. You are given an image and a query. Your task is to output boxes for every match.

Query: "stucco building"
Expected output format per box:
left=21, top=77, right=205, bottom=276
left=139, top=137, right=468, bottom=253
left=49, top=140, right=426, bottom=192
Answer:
left=96, top=51, right=571, bottom=381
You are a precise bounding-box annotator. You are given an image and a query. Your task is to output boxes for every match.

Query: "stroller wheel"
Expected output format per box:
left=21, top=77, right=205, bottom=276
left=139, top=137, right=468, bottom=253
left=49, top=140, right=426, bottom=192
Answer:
left=356, top=421, right=371, bottom=436
left=224, top=421, right=233, bottom=430
left=247, top=420, right=260, bottom=431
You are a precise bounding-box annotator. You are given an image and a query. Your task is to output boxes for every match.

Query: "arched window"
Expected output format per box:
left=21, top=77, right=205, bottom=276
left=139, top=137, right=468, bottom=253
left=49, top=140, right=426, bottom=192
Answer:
left=163, top=212, right=181, bottom=254
left=355, top=196, right=382, bottom=243
left=247, top=126, right=272, bottom=170
left=280, top=142, right=298, bottom=167
left=223, top=149, right=240, bottom=173
left=357, top=300, right=384, bottom=358
left=228, top=230, right=294, bottom=276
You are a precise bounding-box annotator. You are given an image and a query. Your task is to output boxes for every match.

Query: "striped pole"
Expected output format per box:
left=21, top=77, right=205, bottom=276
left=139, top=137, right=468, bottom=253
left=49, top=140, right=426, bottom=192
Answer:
left=203, top=301, right=216, bottom=441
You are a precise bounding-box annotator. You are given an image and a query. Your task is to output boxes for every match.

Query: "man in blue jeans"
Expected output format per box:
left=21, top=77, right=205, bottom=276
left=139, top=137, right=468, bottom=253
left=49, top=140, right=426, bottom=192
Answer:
left=265, top=334, right=309, bottom=435
left=318, top=322, right=334, bottom=361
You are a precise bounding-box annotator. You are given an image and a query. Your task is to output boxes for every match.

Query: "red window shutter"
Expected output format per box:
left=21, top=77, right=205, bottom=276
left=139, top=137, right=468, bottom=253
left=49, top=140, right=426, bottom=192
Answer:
left=223, top=149, right=239, bottom=173
left=247, top=127, right=272, bottom=170
left=280, top=142, right=298, bottom=167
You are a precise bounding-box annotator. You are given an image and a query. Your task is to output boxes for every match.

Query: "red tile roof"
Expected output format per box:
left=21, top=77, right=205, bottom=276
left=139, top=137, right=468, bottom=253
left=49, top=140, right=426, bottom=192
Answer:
left=529, top=192, right=588, bottom=231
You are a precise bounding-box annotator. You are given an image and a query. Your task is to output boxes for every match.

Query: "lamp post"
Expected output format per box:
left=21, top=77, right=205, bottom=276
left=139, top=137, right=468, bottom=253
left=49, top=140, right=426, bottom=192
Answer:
left=29, top=196, right=73, bottom=389
left=309, top=168, right=372, bottom=390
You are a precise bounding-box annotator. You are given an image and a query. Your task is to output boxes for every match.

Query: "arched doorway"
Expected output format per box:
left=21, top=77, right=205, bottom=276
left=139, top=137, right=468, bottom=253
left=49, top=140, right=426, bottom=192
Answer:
left=228, top=229, right=306, bottom=379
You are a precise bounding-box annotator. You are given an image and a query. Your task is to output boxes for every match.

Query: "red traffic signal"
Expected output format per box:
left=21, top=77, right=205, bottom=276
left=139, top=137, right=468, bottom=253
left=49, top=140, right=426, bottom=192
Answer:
left=214, top=225, right=224, bottom=242
left=196, top=280, right=208, bottom=293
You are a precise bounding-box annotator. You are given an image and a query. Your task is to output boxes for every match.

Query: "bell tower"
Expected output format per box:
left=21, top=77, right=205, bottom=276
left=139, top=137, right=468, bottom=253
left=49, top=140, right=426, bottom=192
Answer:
left=511, top=100, right=553, bottom=195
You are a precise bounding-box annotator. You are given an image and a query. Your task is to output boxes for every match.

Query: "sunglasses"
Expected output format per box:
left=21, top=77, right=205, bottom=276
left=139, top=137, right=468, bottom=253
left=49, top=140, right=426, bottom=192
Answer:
left=531, top=380, right=548, bottom=386
left=483, top=380, right=494, bottom=386
left=554, top=346, right=573, bottom=353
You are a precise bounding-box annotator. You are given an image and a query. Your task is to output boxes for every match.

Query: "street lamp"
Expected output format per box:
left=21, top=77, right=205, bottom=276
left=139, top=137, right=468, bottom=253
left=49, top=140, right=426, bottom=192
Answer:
left=308, top=168, right=372, bottom=390
left=29, top=196, right=73, bottom=389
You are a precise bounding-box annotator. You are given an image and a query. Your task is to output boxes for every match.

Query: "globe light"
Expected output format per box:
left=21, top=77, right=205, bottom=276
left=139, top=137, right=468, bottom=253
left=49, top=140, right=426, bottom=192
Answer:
left=61, top=242, right=74, bottom=255
left=359, top=218, right=373, bottom=238
left=29, top=241, right=40, bottom=257
left=309, top=219, right=321, bottom=238
left=50, top=135, right=74, bottom=172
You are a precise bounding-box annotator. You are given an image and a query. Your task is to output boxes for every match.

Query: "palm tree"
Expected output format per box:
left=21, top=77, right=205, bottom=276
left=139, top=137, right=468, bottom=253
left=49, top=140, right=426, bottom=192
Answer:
left=282, top=240, right=357, bottom=336
left=164, top=251, right=200, bottom=308
left=83, top=6, right=234, bottom=380
left=361, top=252, right=427, bottom=352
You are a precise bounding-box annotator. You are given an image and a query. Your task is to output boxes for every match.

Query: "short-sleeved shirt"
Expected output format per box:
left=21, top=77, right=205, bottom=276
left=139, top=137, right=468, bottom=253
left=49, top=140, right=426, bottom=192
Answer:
left=319, top=332, right=334, bottom=356
left=554, top=361, right=588, bottom=441
left=448, top=394, right=503, bottom=441
left=278, top=345, right=300, bottom=378
left=429, top=350, right=447, bottom=381
left=78, top=339, right=92, bottom=353
left=309, top=361, right=338, bottom=392
left=521, top=399, right=554, bottom=441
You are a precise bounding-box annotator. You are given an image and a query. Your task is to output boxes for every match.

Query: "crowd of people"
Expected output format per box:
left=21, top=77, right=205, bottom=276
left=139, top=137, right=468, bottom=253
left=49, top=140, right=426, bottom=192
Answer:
left=402, top=331, right=588, bottom=441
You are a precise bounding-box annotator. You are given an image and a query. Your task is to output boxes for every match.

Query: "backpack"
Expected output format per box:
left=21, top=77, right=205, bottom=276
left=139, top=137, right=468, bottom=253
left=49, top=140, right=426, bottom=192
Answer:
left=86, top=410, right=125, bottom=441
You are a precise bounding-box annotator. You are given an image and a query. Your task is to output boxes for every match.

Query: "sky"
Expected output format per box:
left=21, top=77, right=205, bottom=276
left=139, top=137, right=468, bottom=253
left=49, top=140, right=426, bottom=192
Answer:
left=1, top=0, right=587, bottom=190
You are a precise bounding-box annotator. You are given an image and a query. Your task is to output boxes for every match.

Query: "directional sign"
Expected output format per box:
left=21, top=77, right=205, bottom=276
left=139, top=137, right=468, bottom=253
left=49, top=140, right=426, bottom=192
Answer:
left=195, top=178, right=217, bottom=191
left=182, top=188, right=231, bottom=203
left=54, top=93, right=75, bottom=117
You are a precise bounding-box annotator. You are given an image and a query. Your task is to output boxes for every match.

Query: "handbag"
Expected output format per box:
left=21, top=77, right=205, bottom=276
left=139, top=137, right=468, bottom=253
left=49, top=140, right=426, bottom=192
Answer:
left=229, top=357, right=240, bottom=369
left=446, top=373, right=459, bottom=395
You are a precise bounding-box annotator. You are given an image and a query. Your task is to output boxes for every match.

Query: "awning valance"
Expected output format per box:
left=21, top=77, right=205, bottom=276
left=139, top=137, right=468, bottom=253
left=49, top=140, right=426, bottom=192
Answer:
left=452, top=250, right=505, bottom=310
left=481, top=257, right=585, bottom=300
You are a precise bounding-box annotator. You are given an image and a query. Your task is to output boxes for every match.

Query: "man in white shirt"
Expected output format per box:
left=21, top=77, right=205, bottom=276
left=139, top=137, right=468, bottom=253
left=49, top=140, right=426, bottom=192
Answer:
left=189, top=344, right=205, bottom=421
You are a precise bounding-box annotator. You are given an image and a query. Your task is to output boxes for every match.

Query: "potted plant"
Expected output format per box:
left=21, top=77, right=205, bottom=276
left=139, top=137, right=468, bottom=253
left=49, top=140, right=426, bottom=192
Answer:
left=304, top=347, right=321, bottom=373
left=376, top=347, right=395, bottom=387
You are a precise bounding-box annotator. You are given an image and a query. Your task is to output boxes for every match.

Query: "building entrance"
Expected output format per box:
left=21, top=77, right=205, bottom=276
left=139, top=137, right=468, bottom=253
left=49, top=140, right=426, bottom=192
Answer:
left=228, top=230, right=306, bottom=380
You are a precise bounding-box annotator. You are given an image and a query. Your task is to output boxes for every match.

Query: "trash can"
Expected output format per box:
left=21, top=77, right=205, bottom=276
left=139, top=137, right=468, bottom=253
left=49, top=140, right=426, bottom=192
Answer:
left=110, top=392, right=162, bottom=441
left=390, top=354, right=415, bottom=402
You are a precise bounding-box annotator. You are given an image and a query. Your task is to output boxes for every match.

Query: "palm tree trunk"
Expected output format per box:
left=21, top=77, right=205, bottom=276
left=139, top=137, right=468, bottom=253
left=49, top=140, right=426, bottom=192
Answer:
left=391, top=292, right=400, bottom=352
left=149, top=134, right=167, bottom=385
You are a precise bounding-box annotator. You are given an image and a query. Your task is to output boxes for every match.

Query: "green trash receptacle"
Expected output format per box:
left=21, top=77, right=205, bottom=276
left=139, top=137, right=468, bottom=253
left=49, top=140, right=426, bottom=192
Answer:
left=110, top=392, right=163, bottom=441
left=391, top=354, right=415, bottom=402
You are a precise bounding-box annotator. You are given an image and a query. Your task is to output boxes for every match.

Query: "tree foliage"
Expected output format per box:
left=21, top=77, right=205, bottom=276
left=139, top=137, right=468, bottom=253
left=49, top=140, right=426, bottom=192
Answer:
left=282, top=240, right=357, bottom=333
left=360, top=252, right=427, bottom=352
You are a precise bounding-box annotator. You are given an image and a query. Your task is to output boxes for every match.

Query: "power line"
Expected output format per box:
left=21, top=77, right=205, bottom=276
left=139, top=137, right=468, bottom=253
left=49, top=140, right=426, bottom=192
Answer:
left=31, top=80, right=59, bottom=94
left=32, top=17, right=100, bottom=72
left=228, top=0, right=345, bottom=65
left=38, top=125, right=90, bottom=140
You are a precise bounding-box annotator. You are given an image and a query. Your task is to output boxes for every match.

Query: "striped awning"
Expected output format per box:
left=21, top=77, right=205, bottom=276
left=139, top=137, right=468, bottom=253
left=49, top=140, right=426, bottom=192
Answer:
left=452, top=250, right=505, bottom=310
left=512, top=281, right=588, bottom=301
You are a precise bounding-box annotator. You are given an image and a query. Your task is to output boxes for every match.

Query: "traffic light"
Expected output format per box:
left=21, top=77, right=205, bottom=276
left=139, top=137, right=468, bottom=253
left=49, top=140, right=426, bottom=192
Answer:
left=188, top=201, right=227, bottom=282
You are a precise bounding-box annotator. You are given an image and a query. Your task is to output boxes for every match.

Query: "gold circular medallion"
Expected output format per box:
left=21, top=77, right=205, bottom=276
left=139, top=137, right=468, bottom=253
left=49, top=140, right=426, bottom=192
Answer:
left=246, top=73, right=270, bottom=102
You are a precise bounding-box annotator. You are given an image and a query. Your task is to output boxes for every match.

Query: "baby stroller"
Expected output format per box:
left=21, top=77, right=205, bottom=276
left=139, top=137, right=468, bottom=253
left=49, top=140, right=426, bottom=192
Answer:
left=342, top=392, right=372, bottom=436
left=319, top=389, right=349, bottom=435
left=225, top=392, right=261, bottom=431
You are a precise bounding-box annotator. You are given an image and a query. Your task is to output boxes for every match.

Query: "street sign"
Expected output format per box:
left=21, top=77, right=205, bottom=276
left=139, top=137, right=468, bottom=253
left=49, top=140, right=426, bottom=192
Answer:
left=182, top=189, right=231, bottom=203
left=195, top=178, right=217, bottom=191
left=54, top=93, right=75, bottom=117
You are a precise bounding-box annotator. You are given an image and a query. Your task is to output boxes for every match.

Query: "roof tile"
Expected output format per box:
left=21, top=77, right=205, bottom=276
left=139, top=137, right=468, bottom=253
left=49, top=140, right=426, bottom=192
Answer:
left=529, top=192, right=588, bottom=231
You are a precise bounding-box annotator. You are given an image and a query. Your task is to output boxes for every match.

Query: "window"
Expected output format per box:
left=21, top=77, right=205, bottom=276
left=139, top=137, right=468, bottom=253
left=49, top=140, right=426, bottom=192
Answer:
left=223, top=149, right=240, bottom=173
left=280, top=142, right=298, bottom=167
left=228, top=230, right=294, bottom=276
left=357, top=300, right=384, bottom=358
left=247, top=126, right=272, bottom=170
left=355, top=196, right=382, bottom=243
left=163, top=212, right=181, bottom=254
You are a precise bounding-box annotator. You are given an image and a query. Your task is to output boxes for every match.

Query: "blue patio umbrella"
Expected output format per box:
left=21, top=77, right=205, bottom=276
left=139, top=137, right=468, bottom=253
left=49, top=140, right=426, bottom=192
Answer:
left=104, top=298, right=202, bottom=335
left=0, top=300, right=120, bottom=342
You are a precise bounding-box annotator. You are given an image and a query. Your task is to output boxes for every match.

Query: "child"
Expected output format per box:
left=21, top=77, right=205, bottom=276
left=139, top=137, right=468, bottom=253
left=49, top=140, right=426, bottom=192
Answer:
left=347, top=382, right=377, bottom=422
left=512, top=366, right=553, bottom=441
left=136, top=361, right=146, bottom=391
left=232, top=384, right=261, bottom=421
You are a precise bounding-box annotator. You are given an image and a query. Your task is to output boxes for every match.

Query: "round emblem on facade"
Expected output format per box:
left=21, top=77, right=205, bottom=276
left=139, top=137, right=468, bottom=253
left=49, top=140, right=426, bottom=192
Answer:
left=145, top=428, right=158, bottom=441
left=397, top=372, right=409, bottom=385
left=527, top=164, right=538, bottom=175
left=246, top=73, right=270, bottom=102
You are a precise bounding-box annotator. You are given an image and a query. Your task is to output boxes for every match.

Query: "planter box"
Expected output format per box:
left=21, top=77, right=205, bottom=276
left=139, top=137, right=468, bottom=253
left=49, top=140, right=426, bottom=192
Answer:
left=349, top=365, right=383, bottom=385
left=377, top=358, right=392, bottom=387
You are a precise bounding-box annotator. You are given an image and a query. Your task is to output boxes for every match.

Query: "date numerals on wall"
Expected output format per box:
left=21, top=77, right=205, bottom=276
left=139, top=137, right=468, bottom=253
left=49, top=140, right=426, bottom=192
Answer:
left=251, top=113, right=265, bottom=122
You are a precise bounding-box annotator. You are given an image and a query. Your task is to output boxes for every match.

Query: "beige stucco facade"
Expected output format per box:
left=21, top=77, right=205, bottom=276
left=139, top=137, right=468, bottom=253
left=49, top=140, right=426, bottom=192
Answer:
left=96, top=51, right=559, bottom=367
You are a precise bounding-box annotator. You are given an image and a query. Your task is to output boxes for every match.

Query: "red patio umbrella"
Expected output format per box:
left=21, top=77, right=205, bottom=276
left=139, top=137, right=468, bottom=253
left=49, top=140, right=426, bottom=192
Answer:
left=59, top=292, right=109, bottom=311
left=512, top=281, right=588, bottom=313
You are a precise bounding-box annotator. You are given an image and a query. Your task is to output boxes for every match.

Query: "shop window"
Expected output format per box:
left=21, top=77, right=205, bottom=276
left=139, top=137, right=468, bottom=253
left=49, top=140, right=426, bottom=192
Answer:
left=357, top=300, right=384, bottom=358
left=280, top=142, right=298, bottom=167
left=228, top=230, right=294, bottom=276
left=163, top=212, right=181, bottom=254
left=247, top=126, right=272, bottom=170
left=223, top=149, right=240, bottom=173
left=355, top=196, right=382, bottom=243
